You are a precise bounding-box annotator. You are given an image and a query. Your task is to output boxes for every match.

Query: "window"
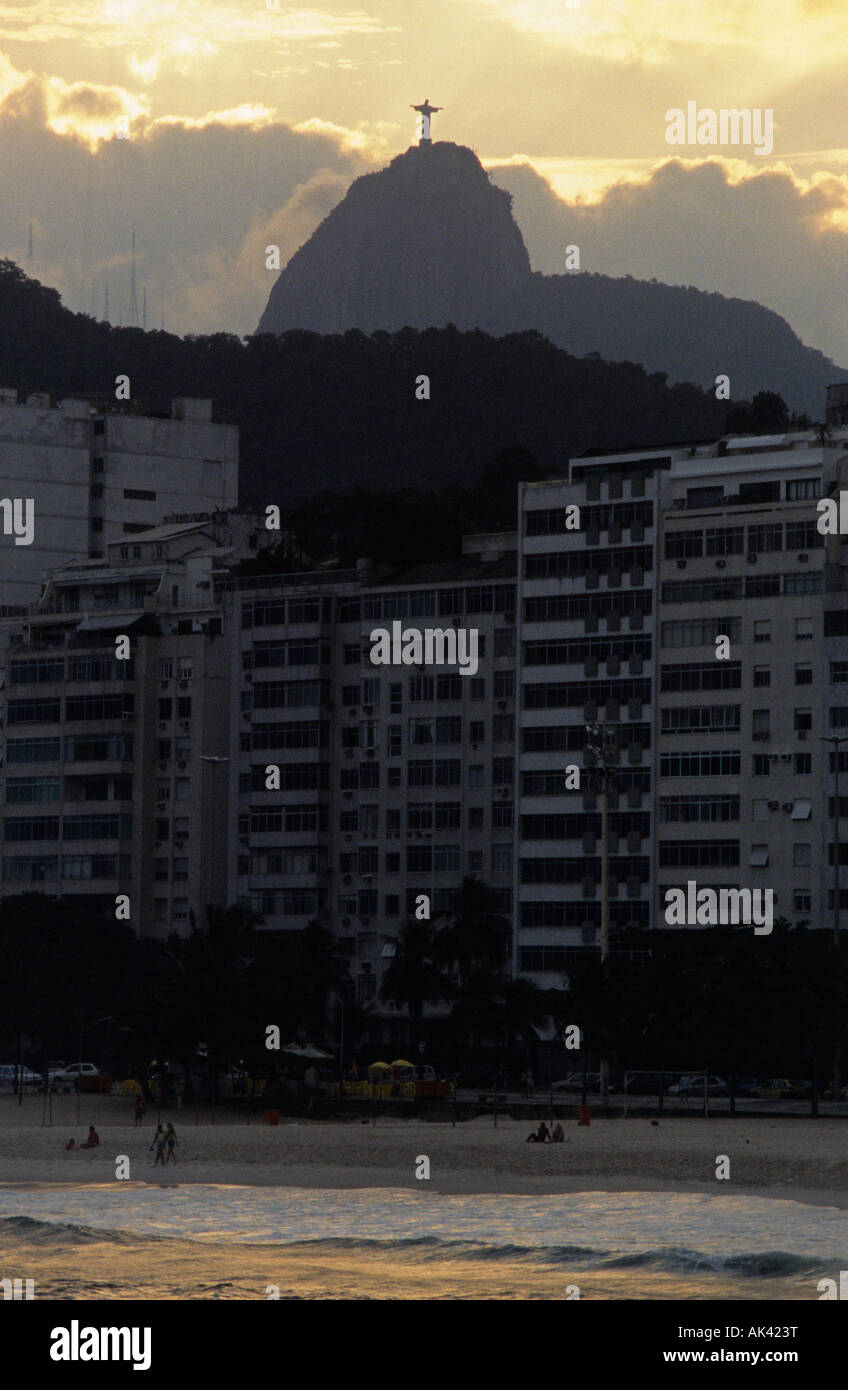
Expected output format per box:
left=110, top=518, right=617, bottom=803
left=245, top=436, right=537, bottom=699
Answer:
left=388, top=767, right=401, bottom=787
left=753, top=799, right=770, bottom=822
left=659, top=841, right=739, bottom=866
left=795, top=617, right=814, bottom=641
left=786, top=478, right=820, bottom=500
left=754, top=621, right=771, bottom=643
left=343, top=644, right=360, bottom=665
left=705, top=526, right=744, bottom=556
left=660, top=751, right=740, bottom=777
left=659, top=795, right=739, bottom=823
left=794, top=709, right=812, bottom=732
left=750, top=845, right=769, bottom=867
left=665, top=530, right=703, bottom=559
left=753, top=667, right=770, bottom=687
left=661, top=662, right=741, bottom=692
left=492, top=803, right=514, bottom=828
left=177, top=697, right=192, bottom=719
left=494, top=672, right=515, bottom=699
left=470, top=721, right=485, bottom=743
left=784, top=573, right=822, bottom=596
left=470, top=678, right=485, bottom=700
left=831, top=663, right=848, bottom=684
left=436, top=673, right=462, bottom=701
left=795, top=665, right=813, bottom=685
left=661, top=706, right=740, bottom=733
left=492, top=756, right=514, bottom=785
left=389, top=682, right=402, bottom=713
left=434, top=845, right=460, bottom=872
left=469, top=850, right=483, bottom=872
left=495, top=628, right=516, bottom=658
left=493, top=715, right=514, bottom=742
left=793, top=844, right=811, bottom=867
left=747, top=523, right=782, bottom=553
left=786, top=520, right=820, bottom=549
left=469, top=765, right=484, bottom=787
left=795, top=753, right=812, bottom=774
left=793, top=890, right=811, bottom=913
left=661, top=617, right=740, bottom=648
left=752, top=755, right=770, bottom=776
left=752, top=710, right=770, bottom=736
left=492, top=844, right=512, bottom=873
left=385, top=895, right=400, bottom=916
left=159, top=698, right=172, bottom=720
left=469, top=807, right=483, bottom=829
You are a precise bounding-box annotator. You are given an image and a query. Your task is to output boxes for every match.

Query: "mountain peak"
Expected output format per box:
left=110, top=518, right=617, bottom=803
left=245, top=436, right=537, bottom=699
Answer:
left=256, top=141, right=531, bottom=336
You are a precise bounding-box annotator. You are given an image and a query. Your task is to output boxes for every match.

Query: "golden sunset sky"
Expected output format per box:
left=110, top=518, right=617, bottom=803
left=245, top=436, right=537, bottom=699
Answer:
left=2, top=0, right=848, bottom=358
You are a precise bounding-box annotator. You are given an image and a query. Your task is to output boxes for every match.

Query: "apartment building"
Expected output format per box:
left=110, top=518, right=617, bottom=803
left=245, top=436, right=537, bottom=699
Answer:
left=516, top=457, right=662, bottom=986
left=0, top=392, right=237, bottom=609
left=0, top=512, right=265, bottom=936
left=224, top=537, right=518, bottom=1008
left=514, top=412, right=848, bottom=981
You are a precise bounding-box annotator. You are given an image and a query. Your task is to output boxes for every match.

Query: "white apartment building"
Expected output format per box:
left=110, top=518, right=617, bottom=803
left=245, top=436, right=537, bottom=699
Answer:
left=0, top=392, right=237, bottom=610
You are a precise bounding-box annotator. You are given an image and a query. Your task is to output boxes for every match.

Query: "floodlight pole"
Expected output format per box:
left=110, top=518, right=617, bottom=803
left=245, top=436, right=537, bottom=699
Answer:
left=585, top=721, right=617, bottom=1113
left=821, top=734, right=845, bottom=1101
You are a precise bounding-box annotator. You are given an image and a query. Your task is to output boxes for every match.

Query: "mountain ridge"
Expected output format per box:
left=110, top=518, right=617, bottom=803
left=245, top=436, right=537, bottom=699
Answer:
left=257, top=141, right=846, bottom=415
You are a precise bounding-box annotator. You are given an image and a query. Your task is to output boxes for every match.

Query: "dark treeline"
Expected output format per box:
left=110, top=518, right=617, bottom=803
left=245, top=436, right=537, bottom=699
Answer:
left=0, top=260, right=807, bottom=534
left=1, top=888, right=842, bottom=1092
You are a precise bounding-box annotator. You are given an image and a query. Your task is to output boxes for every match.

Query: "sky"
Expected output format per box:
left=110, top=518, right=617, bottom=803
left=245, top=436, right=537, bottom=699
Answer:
left=2, top=0, right=848, bottom=362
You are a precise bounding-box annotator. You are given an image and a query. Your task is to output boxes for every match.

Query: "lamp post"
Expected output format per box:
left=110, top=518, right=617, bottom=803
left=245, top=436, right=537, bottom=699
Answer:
left=584, top=721, right=618, bottom=1112
left=821, top=734, right=846, bottom=1101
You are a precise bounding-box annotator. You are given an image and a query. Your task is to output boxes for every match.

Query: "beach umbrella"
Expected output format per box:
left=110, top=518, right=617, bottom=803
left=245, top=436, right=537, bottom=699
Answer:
left=367, top=1061, right=392, bottom=1071
left=389, top=1059, right=416, bottom=1070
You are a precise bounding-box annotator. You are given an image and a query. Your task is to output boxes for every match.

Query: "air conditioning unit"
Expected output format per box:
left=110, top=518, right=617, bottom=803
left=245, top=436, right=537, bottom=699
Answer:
left=366, top=748, right=375, bottom=758
left=746, top=553, right=757, bottom=563
left=451, top=617, right=461, bottom=628
left=715, top=559, right=726, bottom=570
left=158, top=720, right=168, bottom=730
left=160, top=680, right=169, bottom=689
left=752, top=732, right=769, bottom=741
left=676, top=559, right=687, bottom=570
left=180, top=720, right=190, bottom=729
left=782, top=802, right=793, bottom=811
left=177, top=760, right=187, bottom=770
left=798, top=731, right=808, bottom=740
left=363, top=704, right=373, bottom=713
left=174, top=839, right=184, bottom=849
left=504, top=613, right=515, bottom=624
left=157, top=801, right=167, bottom=811
left=239, top=836, right=249, bottom=846
left=798, top=553, right=808, bottom=563
left=768, top=801, right=780, bottom=810
left=179, top=680, right=189, bottom=690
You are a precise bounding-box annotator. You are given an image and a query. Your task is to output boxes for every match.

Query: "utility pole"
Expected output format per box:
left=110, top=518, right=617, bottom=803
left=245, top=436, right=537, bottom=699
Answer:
left=821, top=734, right=845, bottom=1101
left=585, top=720, right=618, bottom=1112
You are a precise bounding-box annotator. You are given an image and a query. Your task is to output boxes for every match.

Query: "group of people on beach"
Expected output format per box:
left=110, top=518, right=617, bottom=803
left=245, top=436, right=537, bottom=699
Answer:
left=526, top=1121, right=564, bottom=1143
left=64, top=1126, right=99, bottom=1151
left=150, top=1122, right=178, bottom=1165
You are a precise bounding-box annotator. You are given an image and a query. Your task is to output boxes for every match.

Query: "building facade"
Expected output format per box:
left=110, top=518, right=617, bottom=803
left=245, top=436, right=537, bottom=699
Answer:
left=0, top=392, right=237, bottom=610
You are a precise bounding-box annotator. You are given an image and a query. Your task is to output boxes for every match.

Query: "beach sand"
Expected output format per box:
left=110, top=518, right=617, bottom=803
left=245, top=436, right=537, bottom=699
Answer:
left=0, top=1094, right=845, bottom=1203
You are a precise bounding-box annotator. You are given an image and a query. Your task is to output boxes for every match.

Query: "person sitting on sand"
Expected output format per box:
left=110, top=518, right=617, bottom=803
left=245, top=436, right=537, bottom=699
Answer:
left=526, top=1120, right=551, bottom=1143
left=79, top=1126, right=99, bottom=1149
left=64, top=1138, right=76, bottom=1151
left=551, top=1122, right=564, bottom=1143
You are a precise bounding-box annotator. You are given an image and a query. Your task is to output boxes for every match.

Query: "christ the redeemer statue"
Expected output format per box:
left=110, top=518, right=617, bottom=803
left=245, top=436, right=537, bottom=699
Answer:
left=412, top=99, right=442, bottom=144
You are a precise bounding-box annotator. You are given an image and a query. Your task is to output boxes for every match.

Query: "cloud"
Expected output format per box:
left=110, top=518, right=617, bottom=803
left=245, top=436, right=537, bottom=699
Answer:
left=490, top=154, right=848, bottom=363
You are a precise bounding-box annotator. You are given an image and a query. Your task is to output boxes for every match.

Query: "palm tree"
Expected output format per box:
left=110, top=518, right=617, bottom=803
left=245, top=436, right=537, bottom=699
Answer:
left=380, top=918, right=451, bottom=1055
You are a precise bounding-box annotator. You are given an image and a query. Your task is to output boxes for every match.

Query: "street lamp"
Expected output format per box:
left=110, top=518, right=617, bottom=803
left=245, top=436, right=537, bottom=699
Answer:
left=821, top=734, right=846, bottom=1100
left=584, top=721, right=619, bottom=1111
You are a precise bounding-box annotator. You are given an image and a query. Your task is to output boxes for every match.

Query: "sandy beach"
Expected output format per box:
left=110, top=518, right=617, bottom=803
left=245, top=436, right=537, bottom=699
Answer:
left=0, top=1095, right=846, bottom=1203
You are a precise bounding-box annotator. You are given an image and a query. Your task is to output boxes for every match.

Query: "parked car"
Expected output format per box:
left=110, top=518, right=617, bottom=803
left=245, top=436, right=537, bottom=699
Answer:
left=729, top=1076, right=760, bottom=1096
left=49, top=1062, right=100, bottom=1092
left=668, top=1075, right=728, bottom=1097
left=754, top=1078, right=811, bottom=1100
left=0, top=1065, right=42, bottom=1090
left=551, top=1072, right=601, bottom=1093
left=624, top=1072, right=681, bottom=1095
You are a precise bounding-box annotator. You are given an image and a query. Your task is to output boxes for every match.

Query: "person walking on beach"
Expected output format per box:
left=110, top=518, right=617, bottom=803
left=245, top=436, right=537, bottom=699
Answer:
left=150, top=1124, right=166, bottom=1166
left=134, top=1093, right=146, bottom=1127
left=165, top=1122, right=178, bottom=1164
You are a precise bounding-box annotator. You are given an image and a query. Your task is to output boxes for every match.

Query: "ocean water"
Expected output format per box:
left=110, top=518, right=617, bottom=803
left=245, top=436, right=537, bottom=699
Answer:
left=0, top=1184, right=841, bottom=1300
